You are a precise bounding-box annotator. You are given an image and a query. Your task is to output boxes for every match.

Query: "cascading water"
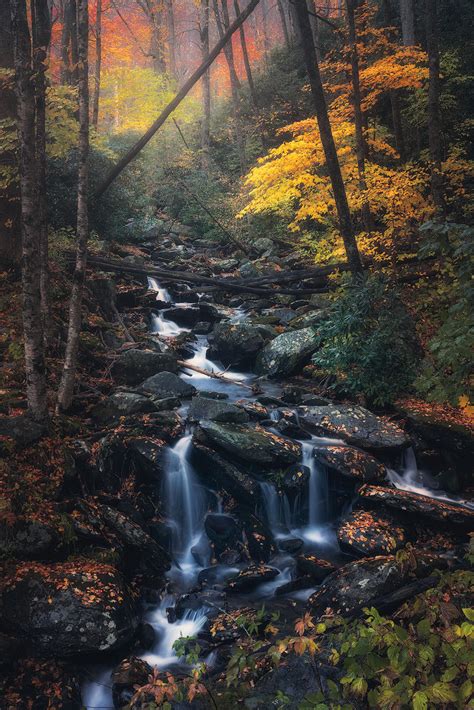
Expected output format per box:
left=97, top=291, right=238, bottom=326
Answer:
left=163, top=435, right=210, bottom=583
left=148, top=276, right=171, bottom=303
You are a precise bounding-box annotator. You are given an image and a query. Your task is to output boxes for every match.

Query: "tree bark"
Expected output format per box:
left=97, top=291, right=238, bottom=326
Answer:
left=345, top=0, right=372, bottom=231
left=293, top=0, right=363, bottom=274
left=307, top=0, right=321, bottom=62
left=276, top=0, right=290, bottom=48
left=60, top=0, right=79, bottom=84
left=166, top=0, right=177, bottom=77
left=0, top=0, right=21, bottom=266
left=96, top=0, right=261, bottom=196
left=400, top=0, right=415, bottom=46
left=11, top=0, right=49, bottom=421
left=234, top=0, right=257, bottom=105
left=382, top=0, right=406, bottom=160
left=425, top=0, right=445, bottom=212
left=92, top=0, right=102, bottom=127
left=199, top=0, right=211, bottom=171
left=57, top=0, right=90, bottom=412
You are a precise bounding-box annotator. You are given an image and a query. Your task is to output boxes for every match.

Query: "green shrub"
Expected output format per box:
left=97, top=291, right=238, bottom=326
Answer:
left=312, top=275, right=420, bottom=405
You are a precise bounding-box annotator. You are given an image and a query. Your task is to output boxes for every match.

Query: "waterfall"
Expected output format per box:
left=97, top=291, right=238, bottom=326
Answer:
left=260, top=482, right=293, bottom=536
left=163, top=435, right=210, bottom=578
left=150, top=311, right=184, bottom=336
left=148, top=276, right=171, bottom=303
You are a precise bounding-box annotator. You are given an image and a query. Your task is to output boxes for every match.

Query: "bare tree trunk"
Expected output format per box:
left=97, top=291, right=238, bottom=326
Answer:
left=11, top=0, right=49, bottom=421
left=199, top=0, right=211, bottom=171
left=382, top=0, right=406, bottom=160
left=213, top=0, right=246, bottom=173
left=345, top=0, right=372, bottom=231
left=288, top=0, right=302, bottom=44
left=32, top=0, right=51, bottom=338
left=0, top=0, right=21, bottom=266
left=166, top=0, right=177, bottom=77
left=293, top=0, right=363, bottom=274
left=400, top=0, right=415, bottom=45
left=57, top=0, right=90, bottom=412
left=425, top=0, right=445, bottom=212
left=60, top=0, right=71, bottom=83
left=276, top=0, right=290, bottom=48
left=92, top=0, right=101, bottom=127
left=234, top=0, right=256, bottom=104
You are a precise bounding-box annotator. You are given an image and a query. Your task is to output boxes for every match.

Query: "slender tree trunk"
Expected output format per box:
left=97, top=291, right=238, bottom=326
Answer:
left=149, top=4, right=166, bottom=74
left=400, top=0, right=415, bottom=45
left=288, top=0, right=302, bottom=44
left=166, top=0, right=177, bottom=77
left=260, top=0, right=271, bottom=62
left=11, top=0, right=49, bottom=421
left=345, top=0, right=372, bottom=231
left=199, top=0, right=211, bottom=171
left=0, top=0, right=21, bottom=266
left=60, top=0, right=71, bottom=83
left=293, top=0, right=363, bottom=274
left=234, top=0, right=256, bottom=104
left=276, top=0, right=290, bottom=48
left=425, top=0, right=445, bottom=212
left=213, top=0, right=246, bottom=173
left=382, top=0, right=406, bottom=160
left=92, top=0, right=101, bottom=127
left=57, top=0, right=90, bottom=412
left=307, top=0, right=321, bottom=62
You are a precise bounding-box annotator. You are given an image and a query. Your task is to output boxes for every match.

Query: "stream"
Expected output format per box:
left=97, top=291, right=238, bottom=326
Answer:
left=82, top=276, right=471, bottom=708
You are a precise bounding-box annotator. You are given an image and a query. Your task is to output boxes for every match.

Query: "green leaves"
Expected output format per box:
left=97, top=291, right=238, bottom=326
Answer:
left=412, top=690, right=429, bottom=710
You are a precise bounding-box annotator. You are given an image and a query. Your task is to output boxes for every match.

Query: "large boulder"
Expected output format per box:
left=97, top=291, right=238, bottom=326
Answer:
left=194, top=422, right=302, bottom=467
left=256, top=327, right=319, bottom=377
left=188, top=396, right=249, bottom=424
left=0, top=520, right=57, bottom=559
left=138, top=371, right=196, bottom=398
left=191, top=442, right=261, bottom=505
left=209, top=322, right=265, bottom=367
left=0, top=415, right=46, bottom=451
left=337, top=509, right=409, bottom=557
left=225, top=565, right=280, bottom=593
left=92, top=391, right=156, bottom=424
left=112, top=350, right=178, bottom=386
left=0, top=562, right=138, bottom=656
left=299, top=404, right=410, bottom=451
left=313, top=444, right=386, bottom=482
left=358, top=484, right=474, bottom=528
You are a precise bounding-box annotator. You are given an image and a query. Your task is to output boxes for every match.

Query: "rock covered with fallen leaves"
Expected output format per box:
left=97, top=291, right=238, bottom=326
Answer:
left=0, top=561, right=139, bottom=656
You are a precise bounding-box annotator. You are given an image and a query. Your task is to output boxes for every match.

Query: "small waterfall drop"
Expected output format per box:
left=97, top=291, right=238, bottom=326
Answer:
left=259, top=482, right=292, bottom=536
left=148, top=276, right=171, bottom=303
left=163, top=435, right=210, bottom=580
left=151, top=311, right=184, bottom=336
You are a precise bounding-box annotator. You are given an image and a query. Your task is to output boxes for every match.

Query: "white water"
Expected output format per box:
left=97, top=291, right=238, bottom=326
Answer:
left=150, top=311, right=187, bottom=336
left=163, top=435, right=210, bottom=583
left=148, top=276, right=171, bottom=303
left=388, top=447, right=474, bottom=510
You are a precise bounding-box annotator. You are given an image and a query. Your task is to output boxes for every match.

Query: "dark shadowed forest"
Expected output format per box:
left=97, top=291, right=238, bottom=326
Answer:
left=0, top=0, right=473, bottom=708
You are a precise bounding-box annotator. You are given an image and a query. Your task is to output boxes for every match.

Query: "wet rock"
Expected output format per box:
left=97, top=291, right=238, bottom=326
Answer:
left=112, top=656, right=152, bottom=709
left=240, top=262, right=261, bottom=279
left=209, top=322, right=265, bottom=367
left=147, top=395, right=181, bottom=411
left=100, top=505, right=171, bottom=578
left=237, top=400, right=269, bottom=421
left=195, top=422, right=302, bottom=467
left=92, top=391, right=156, bottom=424
left=253, top=237, right=275, bottom=255
left=137, top=622, right=155, bottom=649
left=165, top=306, right=202, bottom=327
left=337, top=509, right=409, bottom=556
left=296, top=554, right=337, bottom=581
left=194, top=321, right=212, bottom=335
left=175, top=589, right=226, bottom=620
left=244, top=513, right=277, bottom=563
left=188, top=396, right=249, bottom=424
left=205, top=513, right=241, bottom=554
left=358, top=484, right=474, bottom=528
left=191, top=442, right=261, bottom=505
left=275, top=576, right=314, bottom=596
left=262, top=307, right=297, bottom=325
left=126, top=437, right=166, bottom=483
left=225, top=565, right=280, bottom=593
left=313, top=444, right=386, bottom=482
left=307, top=554, right=443, bottom=617
left=0, top=415, right=46, bottom=450
left=278, top=538, right=304, bottom=554
left=256, top=327, right=319, bottom=378
left=0, top=520, right=57, bottom=559
left=112, top=349, right=178, bottom=385
left=138, top=371, right=196, bottom=398
left=282, top=464, right=311, bottom=497
left=299, top=404, right=410, bottom=451
left=289, top=309, right=328, bottom=329
left=1, top=562, right=138, bottom=655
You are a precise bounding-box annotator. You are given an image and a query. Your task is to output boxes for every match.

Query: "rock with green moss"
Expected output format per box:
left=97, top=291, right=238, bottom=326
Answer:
left=255, top=327, right=319, bottom=377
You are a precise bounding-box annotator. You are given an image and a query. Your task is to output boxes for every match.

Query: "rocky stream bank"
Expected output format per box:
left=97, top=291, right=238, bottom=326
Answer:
left=0, top=220, right=473, bottom=709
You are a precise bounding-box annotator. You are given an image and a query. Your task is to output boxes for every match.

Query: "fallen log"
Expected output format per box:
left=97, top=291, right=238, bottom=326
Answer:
left=177, top=359, right=259, bottom=392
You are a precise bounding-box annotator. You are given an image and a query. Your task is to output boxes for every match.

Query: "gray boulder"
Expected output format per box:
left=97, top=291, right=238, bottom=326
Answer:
left=210, top=322, right=265, bottom=366
left=92, top=391, right=156, bottom=424
left=188, top=396, right=249, bottom=424
left=256, top=327, right=319, bottom=377
left=191, top=442, right=261, bottom=505
left=299, top=404, right=410, bottom=451
left=312, top=444, right=386, bottom=482
left=195, top=421, right=301, bottom=466
left=253, top=237, right=275, bottom=255
left=138, top=371, right=196, bottom=398
left=112, top=349, right=178, bottom=385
